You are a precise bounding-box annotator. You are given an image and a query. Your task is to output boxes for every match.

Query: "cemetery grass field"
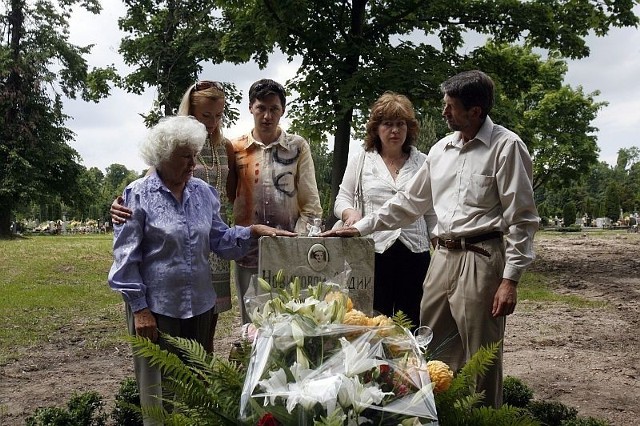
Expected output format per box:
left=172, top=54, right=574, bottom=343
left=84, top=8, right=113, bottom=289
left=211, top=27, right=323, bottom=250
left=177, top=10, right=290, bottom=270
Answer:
left=1, top=232, right=639, bottom=424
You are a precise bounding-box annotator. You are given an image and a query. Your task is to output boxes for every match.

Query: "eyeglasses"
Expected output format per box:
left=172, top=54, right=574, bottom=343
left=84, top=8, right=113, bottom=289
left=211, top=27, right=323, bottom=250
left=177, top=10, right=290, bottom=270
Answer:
left=193, top=80, right=224, bottom=93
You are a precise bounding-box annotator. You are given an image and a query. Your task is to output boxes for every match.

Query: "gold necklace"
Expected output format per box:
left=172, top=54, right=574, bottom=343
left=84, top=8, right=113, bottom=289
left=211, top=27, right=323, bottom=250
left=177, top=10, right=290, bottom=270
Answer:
left=384, top=153, right=407, bottom=175
left=197, top=137, right=222, bottom=189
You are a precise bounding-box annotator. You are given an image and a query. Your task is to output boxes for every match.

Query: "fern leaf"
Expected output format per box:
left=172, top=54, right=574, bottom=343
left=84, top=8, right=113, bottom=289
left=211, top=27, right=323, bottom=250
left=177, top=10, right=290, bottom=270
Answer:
left=391, top=310, right=414, bottom=329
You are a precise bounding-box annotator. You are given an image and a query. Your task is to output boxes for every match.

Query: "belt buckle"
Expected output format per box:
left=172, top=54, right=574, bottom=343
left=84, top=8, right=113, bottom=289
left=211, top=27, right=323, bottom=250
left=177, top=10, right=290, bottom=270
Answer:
left=443, top=239, right=457, bottom=249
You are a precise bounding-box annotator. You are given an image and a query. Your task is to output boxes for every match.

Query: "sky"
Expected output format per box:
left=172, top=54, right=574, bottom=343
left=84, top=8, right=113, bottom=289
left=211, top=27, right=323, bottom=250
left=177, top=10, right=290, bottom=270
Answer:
left=64, top=3, right=640, bottom=174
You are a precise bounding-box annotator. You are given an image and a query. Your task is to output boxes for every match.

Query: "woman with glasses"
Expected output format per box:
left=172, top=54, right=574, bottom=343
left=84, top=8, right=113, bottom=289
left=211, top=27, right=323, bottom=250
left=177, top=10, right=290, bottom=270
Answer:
left=333, top=92, right=430, bottom=330
left=110, top=80, right=235, bottom=352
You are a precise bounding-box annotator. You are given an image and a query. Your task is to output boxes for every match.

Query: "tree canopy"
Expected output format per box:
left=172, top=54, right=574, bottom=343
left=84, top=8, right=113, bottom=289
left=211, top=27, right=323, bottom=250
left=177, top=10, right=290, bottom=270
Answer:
left=118, top=0, right=241, bottom=125
left=0, top=0, right=117, bottom=238
left=212, top=0, right=638, bottom=213
left=116, top=1, right=638, bottom=218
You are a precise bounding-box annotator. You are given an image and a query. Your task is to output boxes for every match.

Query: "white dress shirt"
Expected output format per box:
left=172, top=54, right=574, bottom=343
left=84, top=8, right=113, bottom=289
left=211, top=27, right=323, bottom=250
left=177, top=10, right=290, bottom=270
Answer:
left=335, top=146, right=429, bottom=253
left=355, top=117, right=539, bottom=281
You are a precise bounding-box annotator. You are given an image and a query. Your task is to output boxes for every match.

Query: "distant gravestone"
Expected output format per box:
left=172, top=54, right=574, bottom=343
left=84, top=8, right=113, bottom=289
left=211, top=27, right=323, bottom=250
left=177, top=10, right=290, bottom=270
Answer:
left=258, top=236, right=375, bottom=315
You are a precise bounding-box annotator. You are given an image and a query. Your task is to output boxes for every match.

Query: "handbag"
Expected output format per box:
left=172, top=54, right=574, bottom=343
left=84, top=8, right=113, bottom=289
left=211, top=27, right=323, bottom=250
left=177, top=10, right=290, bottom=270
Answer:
left=332, top=150, right=366, bottom=229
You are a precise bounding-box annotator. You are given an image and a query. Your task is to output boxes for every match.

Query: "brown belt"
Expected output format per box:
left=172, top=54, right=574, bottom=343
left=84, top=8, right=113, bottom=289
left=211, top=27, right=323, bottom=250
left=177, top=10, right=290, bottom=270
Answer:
left=437, top=231, right=503, bottom=257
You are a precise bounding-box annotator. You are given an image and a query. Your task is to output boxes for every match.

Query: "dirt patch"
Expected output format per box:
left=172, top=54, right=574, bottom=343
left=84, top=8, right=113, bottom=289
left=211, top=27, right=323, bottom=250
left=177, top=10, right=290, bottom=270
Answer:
left=1, top=232, right=639, bottom=425
left=504, top=232, right=640, bottom=425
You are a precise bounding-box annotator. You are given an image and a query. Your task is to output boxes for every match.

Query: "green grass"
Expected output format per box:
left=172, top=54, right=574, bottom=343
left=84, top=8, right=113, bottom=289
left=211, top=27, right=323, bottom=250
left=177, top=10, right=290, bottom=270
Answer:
left=0, top=234, right=239, bottom=365
left=519, top=270, right=607, bottom=309
left=2, top=232, right=614, bottom=365
left=519, top=229, right=635, bottom=309
left=0, top=235, right=120, bottom=363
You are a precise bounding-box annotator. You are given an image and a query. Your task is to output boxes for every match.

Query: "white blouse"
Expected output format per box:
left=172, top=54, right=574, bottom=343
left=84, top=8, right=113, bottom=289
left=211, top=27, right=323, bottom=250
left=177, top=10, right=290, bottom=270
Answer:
left=334, top=146, right=430, bottom=254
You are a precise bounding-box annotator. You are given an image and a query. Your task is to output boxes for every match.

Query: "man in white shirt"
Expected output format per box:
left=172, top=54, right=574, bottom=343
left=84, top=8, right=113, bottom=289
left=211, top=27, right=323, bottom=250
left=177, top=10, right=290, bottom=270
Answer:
left=323, top=70, right=539, bottom=407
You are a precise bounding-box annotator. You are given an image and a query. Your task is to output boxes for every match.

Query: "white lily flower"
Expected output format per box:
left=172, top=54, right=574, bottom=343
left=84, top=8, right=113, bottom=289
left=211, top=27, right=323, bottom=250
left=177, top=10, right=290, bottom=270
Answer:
left=312, top=300, right=337, bottom=324
left=289, top=361, right=313, bottom=381
left=257, top=368, right=289, bottom=406
left=285, top=374, right=343, bottom=414
left=340, top=336, right=386, bottom=377
left=284, top=296, right=317, bottom=316
left=337, top=375, right=390, bottom=414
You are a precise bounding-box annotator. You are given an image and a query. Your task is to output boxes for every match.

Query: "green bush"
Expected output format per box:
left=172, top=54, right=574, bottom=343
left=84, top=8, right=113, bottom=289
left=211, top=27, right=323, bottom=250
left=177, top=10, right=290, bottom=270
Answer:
left=563, top=201, right=577, bottom=229
left=110, top=377, right=143, bottom=426
left=557, top=225, right=582, bottom=232
left=503, top=376, right=533, bottom=408
left=528, top=400, right=578, bottom=425
left=25, top=391, right=107, bottom=426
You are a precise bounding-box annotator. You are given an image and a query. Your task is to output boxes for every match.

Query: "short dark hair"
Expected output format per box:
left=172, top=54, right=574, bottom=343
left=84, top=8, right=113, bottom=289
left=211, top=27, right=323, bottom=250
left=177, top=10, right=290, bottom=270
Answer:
left=441, top=70, right=495, bottom=119
left=248, top=79, right=286, bottom=109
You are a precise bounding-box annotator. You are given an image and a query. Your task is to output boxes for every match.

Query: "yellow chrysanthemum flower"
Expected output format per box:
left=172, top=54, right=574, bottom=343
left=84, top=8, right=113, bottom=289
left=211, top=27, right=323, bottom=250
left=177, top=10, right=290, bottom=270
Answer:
left=346, top=297, right=353, bottom=312
left=343, top=309, right=370, bottom=326
left=426, top=360, right=453, bottom=393
left=324, top=291, right=353, bottom=312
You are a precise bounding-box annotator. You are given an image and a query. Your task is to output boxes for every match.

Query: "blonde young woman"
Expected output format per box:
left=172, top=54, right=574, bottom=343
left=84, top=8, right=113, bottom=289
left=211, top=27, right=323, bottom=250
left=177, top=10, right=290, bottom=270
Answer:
left=110, top=80, right=234, bottom=351
left=333, top=92, right=430, bottom=329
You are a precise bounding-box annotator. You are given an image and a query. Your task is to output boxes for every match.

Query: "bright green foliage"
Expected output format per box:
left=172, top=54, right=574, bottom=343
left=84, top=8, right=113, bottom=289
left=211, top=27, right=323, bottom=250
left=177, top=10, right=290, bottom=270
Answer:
left=129, top=334, right=244, bottom=425
left=25, top=391, right=107, bottom=426
left=391, top=310, right=415, bottom=330
left=111, top=377, right=143, bottom=426
left=0, top=0, right=117, bottom=238
left=433, top=342, right=538, bottom=425
left=213, top=0, right=638, bottom=202
left=503, top=376, right=534, bottom=408
left=527, top=400, right=578, bottom=425
left=117, top=0, right=241, bottom=125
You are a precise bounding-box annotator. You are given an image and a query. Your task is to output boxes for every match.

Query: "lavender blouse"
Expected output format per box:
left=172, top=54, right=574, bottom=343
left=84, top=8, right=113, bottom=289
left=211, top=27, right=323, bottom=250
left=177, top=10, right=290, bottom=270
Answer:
left=108, top=172, right=251, bottom=319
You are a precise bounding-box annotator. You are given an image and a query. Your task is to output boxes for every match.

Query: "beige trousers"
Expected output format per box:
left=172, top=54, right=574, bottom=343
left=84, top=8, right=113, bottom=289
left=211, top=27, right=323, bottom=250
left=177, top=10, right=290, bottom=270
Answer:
left=419, top=238, right=506, bottom=407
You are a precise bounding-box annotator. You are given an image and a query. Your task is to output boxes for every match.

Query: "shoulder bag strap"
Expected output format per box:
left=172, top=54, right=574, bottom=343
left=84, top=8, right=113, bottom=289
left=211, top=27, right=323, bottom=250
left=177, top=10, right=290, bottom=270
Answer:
left=353, top=150, right=366, bottom=216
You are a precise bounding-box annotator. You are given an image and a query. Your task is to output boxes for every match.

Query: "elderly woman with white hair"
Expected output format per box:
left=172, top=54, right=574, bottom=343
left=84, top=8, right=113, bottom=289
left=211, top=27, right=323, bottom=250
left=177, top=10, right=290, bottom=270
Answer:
left=107, top=116, right=295, bottom=425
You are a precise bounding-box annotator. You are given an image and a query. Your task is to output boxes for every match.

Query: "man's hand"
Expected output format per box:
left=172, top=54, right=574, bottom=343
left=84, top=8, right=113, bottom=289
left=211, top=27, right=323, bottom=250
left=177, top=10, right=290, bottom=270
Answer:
left=133, top=308, right=158, bottom=342
left=250, top=224, right=297, bottom=237
left=319, top=226, right=361, bottom=238
left=492, top=278, right=518, bottom=317
left=430, top=237, right=439, bottom=249
left=110, top=196, right=132, bottom=225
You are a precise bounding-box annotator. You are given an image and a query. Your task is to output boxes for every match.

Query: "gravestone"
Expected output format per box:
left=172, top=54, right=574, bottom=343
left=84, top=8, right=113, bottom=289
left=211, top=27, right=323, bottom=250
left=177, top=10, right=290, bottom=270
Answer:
left=258, top=236, right=375, bottom=315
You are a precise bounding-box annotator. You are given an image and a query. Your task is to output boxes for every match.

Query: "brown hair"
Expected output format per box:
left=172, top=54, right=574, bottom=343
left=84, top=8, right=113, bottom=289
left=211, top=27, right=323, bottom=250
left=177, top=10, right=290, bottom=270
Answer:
left=177, top=82, right=225, bottom=144
left=364, top=92, right=419, bottom=153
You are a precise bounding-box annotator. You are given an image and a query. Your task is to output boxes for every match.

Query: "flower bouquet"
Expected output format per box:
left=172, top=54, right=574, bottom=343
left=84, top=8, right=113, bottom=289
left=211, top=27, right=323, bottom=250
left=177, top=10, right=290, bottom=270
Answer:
left=239, top=276, right=441, bottom=425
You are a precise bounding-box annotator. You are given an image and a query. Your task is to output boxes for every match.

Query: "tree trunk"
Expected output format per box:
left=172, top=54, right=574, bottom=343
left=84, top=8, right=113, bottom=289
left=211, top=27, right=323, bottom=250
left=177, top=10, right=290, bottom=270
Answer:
left=327, top=108, right=354, bottom=227
left=325, top=0, right=366, bottom=226
left=0, top=0, right=23, bottom=239
left=0, top=199, right=13, bottom=239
